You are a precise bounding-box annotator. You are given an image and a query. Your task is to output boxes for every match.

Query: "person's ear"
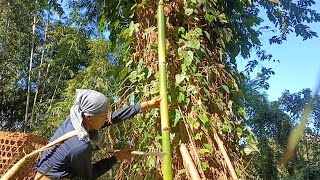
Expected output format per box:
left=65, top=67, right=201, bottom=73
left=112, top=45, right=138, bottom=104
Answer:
left=87, top=116, right=93, bottom=125
left=83, top=116, right=93, bottom=128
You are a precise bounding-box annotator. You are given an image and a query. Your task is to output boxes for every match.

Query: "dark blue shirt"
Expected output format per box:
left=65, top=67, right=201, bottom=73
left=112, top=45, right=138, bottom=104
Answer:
left=36, top=105, right=142, bottom=179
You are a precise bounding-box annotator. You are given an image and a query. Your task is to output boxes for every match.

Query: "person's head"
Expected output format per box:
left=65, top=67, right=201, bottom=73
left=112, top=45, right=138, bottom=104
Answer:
left=83, top=113, right=109, bottom=130
left=74, top=89, right=110, bottom=131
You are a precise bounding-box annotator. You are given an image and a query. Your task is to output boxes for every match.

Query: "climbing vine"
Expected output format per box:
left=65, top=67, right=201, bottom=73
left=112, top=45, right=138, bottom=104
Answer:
left=39, top=0, right=319, bottom=179
left=91, top=0, right=260, bottom=179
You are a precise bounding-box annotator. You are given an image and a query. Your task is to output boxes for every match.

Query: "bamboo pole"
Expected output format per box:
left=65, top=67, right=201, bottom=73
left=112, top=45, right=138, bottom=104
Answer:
left=158, top=0, right=173, bottom=179
left=31, top=14, right=49, bottom=126
left=24, top=11, right=37, bottom=132
left=180, top=144, right=201, bottom=180
left=213, top=132, right=238, bottom=180
left=0, top=130, right=78, bottom=180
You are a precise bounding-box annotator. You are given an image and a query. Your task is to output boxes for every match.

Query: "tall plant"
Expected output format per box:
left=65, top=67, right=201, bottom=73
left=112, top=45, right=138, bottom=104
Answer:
left=157, top=0, right=173, bottom=179
left=49, top=0, right=320, bottom=179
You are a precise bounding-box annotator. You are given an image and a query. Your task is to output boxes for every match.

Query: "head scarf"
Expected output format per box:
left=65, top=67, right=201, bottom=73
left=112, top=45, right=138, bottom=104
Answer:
left=70, top=89, right=109, bottom=142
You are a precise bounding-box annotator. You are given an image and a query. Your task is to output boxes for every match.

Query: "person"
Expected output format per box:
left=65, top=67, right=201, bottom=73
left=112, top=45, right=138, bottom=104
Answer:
left=34, top=89, right=161, bottom=180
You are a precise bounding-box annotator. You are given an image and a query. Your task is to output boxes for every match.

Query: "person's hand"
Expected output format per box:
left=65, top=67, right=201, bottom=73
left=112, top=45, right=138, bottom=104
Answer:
left=114, top=148, right=133, bottom=161
left=141, top=96, right=161, bottom=112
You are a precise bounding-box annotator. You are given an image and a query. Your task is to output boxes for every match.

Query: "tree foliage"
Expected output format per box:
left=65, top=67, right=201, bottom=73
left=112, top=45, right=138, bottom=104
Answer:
left=0, top=0, right=319, bottom=179
left=243, top=83, right=320, bottom=178
left=64, top=0, right=319, bottom=179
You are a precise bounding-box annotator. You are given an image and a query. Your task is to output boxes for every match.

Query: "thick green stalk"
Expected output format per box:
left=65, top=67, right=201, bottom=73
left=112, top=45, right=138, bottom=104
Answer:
left=158, top=0, right=173, bottom=179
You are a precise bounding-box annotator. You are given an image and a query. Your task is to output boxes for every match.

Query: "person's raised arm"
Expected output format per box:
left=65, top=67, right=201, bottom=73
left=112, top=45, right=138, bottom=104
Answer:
left=102, top=96, right=161, bottom=127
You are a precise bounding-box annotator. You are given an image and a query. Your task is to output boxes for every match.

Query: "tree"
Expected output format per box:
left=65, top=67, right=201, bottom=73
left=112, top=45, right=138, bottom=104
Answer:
left=0, top=0, right=39, bottom=130
left=0, top=0, right=92, bottom=132
left=243, top=83, right=320, bottom=178
left=1, top=0, right=319, bottom=179
left=63, top=0, right=319, bottom=179
left=242, top=77, right=293, bottom=178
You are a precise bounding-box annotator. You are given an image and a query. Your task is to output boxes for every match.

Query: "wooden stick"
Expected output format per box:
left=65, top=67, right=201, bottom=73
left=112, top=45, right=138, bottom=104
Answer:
left=1, top=130, right=78, bottom=180
left=213, top=132, right=239, bottom=180
left=180, top=143, right=201, bottom=180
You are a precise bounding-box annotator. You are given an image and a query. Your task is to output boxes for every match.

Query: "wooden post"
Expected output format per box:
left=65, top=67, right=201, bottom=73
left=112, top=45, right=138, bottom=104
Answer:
left=180, top=143, right=201, bottom=180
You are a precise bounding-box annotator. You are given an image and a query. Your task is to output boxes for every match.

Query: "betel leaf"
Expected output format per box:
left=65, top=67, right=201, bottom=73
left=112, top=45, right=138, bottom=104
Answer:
left=147, top=156, right=156, bottom=168
left=173, top=109, right=181, bottom=127
left=185, top=8, right=194, bottom=16
left=201, top=162, right=209, bottom=170
left=189, top=28, right=203, bottom=36
left=177, top=92, right=185, bottom=103
left=222, top=85, right=230, bottom=93
left=199, top=114, right=209, bottom=124
left=204, top=143, right=214, bottom=153
left=186, top=39, right=200, bottom=50
left=194, top=132, right=203, bottom=140
left=199, top=149, right=211, bottom=154
left=175, top=73, right=186, bottom=85
left=193, top=121, right=200, bottom=129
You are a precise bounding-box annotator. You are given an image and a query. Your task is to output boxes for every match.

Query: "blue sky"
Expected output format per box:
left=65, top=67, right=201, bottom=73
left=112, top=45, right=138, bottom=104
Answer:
left=238, top=5, right=320, bottom=101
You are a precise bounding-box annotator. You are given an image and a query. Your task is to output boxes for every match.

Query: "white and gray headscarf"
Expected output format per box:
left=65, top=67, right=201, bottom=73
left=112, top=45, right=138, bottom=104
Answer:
left=70, top=89, right=110, bottom=142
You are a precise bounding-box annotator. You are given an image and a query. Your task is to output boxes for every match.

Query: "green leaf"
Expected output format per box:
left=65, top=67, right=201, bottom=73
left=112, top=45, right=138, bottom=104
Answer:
left=182, top=33, right=191, bottom=40
left=230, top=45, right=240, bottom=59
left=185, top=51, right=193, bottom=66
left=199, top=114, right=209, bottom=125
left=194, top=132, right=203, bottom=140
left=150, top=83, right=159, bottom=95
left=222, top=85, right=230, bottom=93
left=155, top=134, right=162, bottom=141
left=218, top=14, right=228, bottom=23
left=244, top=147, right=254, bottom=155
left=175, top=73, right=186, bottom=85
left=185, top=8, right=194, bottom=16
left=105, top=69, right=117, bottom=77
left=178, top=27, right=185, bottom=34
left=222, top=123, right=232, bottom=133
left=251, top=35, right=261, bottom=45
left=186, top=40, right=200, bottom=50
left=147, top=44, right=158, bottom=50
left=129, top=71, right=137, bottom=83
left=206, top=14, right=215, bottom=23
left=178, top=92, right=185, bottom=103
left=237, top=127, right=243, bottom=136
left=178, top=169, right=187, bottom=174
left=204, top=30, right=211, bottom=40
left=187, top=85, right=197, bottom=94
left=193, top=121, right=200, bottom=129
left=126, top=60, right=133, bottom=67
left=199, top=149, right=211, bottom=154
left=144, top=132, right=153, bottom=138
left=128, top=22, right=140, bottom=37
left=189, top=28, right=202, bottom=36
left=173, top=109, right=181, bottom=127
left=130, top=3, right=138, bottom=10
left=197, top=0, right=206, bottom=4
left=146, top=67, right=152, bottom=78
left=147, top=156, right=156, bottom=168
left=201, top=162, right=209, bottom=170
left=204, top=144, right=214, bottom=153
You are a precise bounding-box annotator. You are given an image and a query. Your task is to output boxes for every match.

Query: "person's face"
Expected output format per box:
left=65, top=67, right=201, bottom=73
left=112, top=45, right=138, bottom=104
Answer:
left=87, top=114, right=109, bottom=130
